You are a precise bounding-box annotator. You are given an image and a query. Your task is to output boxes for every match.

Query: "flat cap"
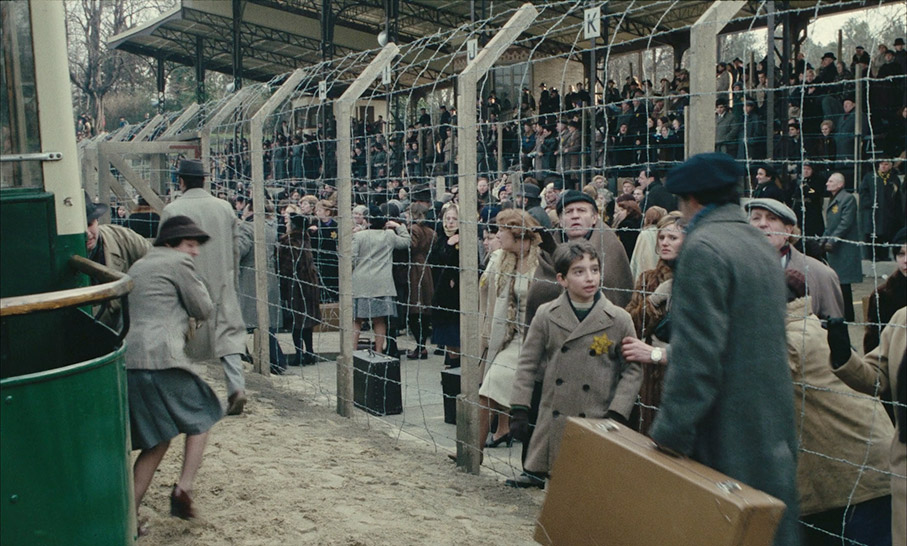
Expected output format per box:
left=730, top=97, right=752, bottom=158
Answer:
left=664, top=152, right=743, bottom=194
left=556, top=189, right=598, bottom=214
left=744, top=198, right=797, bottom=225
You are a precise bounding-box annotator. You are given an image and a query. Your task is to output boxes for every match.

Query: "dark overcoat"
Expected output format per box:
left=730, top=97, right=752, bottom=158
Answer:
left=429, top=231, right=460, bottom=320
left=648, top=204, right=800, bottom=546
left=277, top=229, right=321, bottom=330
left=822, top=190, right=863, bottom=285
left=407, top=223, right=435, bottom=314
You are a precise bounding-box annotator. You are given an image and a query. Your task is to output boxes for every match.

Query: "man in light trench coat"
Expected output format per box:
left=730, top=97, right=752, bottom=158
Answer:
left=161, top=159, right=248, bottom=415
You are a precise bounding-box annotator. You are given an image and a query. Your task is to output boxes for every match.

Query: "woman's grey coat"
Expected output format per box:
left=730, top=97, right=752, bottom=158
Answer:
left=125, top=247, right=213, bottom=372
left=351, top=225, right=411, bottom=299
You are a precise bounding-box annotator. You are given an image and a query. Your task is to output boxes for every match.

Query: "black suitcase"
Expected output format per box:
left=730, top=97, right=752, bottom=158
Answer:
left=440, top=367, right=461, bottom=424
left=353, top=349, right=402, bottom=416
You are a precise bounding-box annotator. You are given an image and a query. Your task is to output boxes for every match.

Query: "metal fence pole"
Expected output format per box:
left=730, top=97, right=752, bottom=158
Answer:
left=455, top=2, right=538, bottom=475
left=335, top=43, right=400, bottom=417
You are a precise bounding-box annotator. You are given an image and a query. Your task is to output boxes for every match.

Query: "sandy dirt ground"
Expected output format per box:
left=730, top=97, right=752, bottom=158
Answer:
left=136, top=365, right=544, bottom=545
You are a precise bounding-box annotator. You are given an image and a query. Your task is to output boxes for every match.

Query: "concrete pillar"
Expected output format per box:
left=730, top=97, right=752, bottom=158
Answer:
left=687, top=1, right=745, bottom=156
left=250, top=69, right=307, bottom=375
left=455, top=2, right=538, bottom=475
left=335, top=44, right=400, bottom=416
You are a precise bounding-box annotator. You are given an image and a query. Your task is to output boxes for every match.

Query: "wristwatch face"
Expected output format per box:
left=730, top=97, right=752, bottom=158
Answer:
left=650, top=348, right=663, bottom=363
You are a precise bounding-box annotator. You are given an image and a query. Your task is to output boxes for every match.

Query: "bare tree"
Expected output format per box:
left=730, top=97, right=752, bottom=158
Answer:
left=65, top=0, right=173, bottom=132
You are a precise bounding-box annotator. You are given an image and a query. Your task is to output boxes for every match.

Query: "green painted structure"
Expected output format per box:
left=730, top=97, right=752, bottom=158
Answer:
left=0, top=189, right=136, bottom=543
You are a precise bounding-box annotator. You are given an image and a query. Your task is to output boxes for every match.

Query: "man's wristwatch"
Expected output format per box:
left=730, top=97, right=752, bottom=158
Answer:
left=650, top=347, right=664, bottom=364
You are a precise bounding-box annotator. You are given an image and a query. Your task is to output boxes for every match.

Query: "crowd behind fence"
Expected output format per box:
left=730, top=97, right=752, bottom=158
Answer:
left=86, top=2, right=906, bottom=543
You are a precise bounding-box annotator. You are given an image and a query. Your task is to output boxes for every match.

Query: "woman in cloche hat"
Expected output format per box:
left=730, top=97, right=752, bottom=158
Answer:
left=125, top=215, right=221, bottom=534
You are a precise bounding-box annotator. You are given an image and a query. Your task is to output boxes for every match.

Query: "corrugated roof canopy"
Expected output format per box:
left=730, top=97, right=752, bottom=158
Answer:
left=109, top=0, right=898, bottom=84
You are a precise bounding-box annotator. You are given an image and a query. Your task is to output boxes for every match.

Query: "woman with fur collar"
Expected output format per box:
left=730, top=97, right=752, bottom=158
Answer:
left=477, top=210, right=542, bottom=450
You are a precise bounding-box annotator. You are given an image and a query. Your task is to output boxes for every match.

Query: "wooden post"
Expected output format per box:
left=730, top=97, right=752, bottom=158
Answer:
left=837, top=29, right=843, bottom=64
left=854, top=64, right=864, bottom=188
left=335, top=44, right=400, bottom=417
left=200, top=86, right=255, bottom=193
left=250, top=68, right=307, bottom=375
left=160, top=103, right=200, bottom=140
left=456, top=2, right=538, bottom=475
left=133, top=114, right=165, bottom=142
left=687, top=0, right=745, bottom=156
left=765, top=2, right=775, bottom=161
left=106, top=154, right=166, bottom=212
left=496, top=122, right=503, bottom=176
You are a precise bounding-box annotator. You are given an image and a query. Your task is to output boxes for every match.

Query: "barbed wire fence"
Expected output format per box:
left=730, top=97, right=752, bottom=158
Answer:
left=81, top=0, right=905, bottom=542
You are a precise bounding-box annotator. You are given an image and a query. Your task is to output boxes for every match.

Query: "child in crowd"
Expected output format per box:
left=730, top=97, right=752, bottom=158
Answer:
left=508, top=241, right=642, bottom=487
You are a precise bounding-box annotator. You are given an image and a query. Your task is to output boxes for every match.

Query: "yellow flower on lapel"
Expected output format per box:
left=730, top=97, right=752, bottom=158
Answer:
left=831, top=204, right=839, bottom=214
left=331, top=231, right=338, bottom=239
left=589, top=333, right=613, bottom=356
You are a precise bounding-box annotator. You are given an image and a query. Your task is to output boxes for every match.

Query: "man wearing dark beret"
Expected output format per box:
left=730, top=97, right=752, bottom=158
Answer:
left=648, top=153, right=801, bottom=546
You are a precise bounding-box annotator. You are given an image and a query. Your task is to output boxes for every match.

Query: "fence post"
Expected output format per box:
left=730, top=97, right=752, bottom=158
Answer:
left=455, top=2, right=538, bottom=475
left=200, top=86, right=256, bottom=191
left=335, top=43, right=400, bottom=417
left=687, top=0, right=745, bottom=156
left=250, top=68, right=307, bottom=375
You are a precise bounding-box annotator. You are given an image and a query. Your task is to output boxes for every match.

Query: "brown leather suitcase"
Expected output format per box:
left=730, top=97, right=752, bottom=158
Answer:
left=535, top=418, right=786, bottom=546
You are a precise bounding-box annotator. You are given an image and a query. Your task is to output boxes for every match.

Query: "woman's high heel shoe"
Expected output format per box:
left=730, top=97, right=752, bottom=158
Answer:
left=485, top=433, right=513, bottom=448
left=406, top=348, right=427, bottom=360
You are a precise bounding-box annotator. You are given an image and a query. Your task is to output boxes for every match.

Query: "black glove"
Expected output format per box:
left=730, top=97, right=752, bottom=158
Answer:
left=605, top=410, right=628, bottom=426
left=826, top=317, right=852, bottom=369
left=509, top=408, right=530, bottom=443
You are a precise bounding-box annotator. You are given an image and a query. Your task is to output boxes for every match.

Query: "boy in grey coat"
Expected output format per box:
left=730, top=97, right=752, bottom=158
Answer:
left=510, top=241, right=641, bottom=482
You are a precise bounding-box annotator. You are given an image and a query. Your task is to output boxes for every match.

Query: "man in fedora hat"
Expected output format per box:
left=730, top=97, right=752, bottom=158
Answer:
left=513, top=179, right=551, bottom=228
left=648, top=152, right=800, bottom=546
left=84, top=192, right=151, bottom=327
left=161, top=159, right=249, bottom=415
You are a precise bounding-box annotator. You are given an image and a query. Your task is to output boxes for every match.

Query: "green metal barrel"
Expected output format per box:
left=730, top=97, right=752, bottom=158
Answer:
left=0, top=342, right=136, bottom=545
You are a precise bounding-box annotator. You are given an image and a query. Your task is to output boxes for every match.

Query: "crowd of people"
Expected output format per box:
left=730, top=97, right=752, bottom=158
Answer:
left=91, top=123, right=905, bottom=543
left=183, top=40, right=906, bottom=208
left=83, top=35, right=906, bottom=544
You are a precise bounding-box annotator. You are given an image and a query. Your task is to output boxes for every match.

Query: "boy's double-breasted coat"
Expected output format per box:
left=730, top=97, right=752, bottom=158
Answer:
left=511, top=292, right=641, bottom=474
